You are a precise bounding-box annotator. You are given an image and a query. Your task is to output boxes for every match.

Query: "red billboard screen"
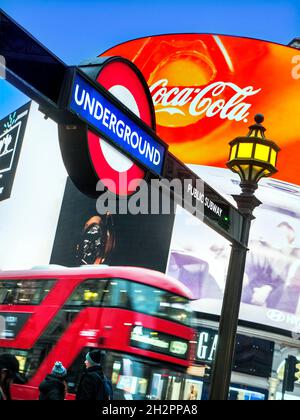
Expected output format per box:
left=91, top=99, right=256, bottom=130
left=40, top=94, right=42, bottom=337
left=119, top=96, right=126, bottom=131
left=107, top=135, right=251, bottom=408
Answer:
left=101, top=34, right=300, bottom=185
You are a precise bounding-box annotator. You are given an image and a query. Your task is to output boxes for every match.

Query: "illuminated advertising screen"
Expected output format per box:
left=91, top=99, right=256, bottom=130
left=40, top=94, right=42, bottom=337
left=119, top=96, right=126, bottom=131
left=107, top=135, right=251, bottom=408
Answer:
left=0, top=312, right=31, bottom=339
left=130, top=326, right=189, bottom=359
left=100, top=34, right=300, bottom=186
left=167, top=165, right=300, bottom=334
left=99, top=35, right=300, bottom=334
left=0, top=103, right=67, bottom=270
left=0, top=102, right=30, bottom=202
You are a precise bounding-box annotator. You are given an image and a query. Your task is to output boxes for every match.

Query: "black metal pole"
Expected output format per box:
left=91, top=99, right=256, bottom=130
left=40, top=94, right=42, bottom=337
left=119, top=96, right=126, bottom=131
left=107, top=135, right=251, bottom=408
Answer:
left=282, top=359, right=288, bottom=401
left=209, top=189, right=261, bottom=400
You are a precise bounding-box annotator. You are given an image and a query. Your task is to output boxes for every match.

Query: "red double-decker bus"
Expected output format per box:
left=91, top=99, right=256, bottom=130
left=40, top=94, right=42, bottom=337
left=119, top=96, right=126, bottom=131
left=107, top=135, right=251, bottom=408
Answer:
left=0, top=266, right=195, bottom=400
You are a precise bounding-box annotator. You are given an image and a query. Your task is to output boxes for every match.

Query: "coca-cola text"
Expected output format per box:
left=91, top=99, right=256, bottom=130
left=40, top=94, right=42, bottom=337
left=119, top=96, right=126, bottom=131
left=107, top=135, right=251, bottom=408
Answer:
left=150, top=79, right=261, bottom=123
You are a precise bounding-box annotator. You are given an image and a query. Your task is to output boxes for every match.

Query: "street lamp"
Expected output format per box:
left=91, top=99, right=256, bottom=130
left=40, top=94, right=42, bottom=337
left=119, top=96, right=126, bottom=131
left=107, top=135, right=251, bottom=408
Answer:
left=209, top=114, right=280, bottom=400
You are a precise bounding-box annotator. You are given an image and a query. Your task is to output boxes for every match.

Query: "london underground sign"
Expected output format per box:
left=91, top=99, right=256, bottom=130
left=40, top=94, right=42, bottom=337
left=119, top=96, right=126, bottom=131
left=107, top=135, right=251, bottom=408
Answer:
left=68, top=71, right=166, bottom=176
left=86, top=57, right=155, bottom=196
left=59, top=57, right=161, bottom=196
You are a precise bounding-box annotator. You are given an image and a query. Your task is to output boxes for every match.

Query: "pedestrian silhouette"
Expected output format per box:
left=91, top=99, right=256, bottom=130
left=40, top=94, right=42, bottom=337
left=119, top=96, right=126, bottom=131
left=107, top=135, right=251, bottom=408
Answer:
left=39, top=361, right=68, bottom=400
left=0, top=353, right=21, bottom=400
left=76, top=350, right=113, bottom=400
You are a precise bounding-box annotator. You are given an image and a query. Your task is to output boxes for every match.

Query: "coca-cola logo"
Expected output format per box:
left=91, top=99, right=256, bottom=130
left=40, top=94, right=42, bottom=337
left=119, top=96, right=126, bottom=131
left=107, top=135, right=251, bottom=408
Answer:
left=149, top=79, right=261, bottom=125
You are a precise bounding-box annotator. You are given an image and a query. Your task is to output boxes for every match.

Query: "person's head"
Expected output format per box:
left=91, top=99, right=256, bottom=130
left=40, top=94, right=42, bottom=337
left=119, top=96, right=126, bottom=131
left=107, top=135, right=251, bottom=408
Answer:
left=84, top=216, right=101, bottom=231
left=85, top=350, right=102, bottom=369
left=51, top=361, right=67, bottom=380
left=0, top=354, right=19, bottom=385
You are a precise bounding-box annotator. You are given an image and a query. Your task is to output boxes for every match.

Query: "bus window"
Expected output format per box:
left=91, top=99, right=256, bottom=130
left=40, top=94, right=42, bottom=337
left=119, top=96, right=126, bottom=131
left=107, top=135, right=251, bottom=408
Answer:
left=0, top=280, right=55, bottom=305
left=0, top=348, right=29, bottom=379
left=127, top=283, right=192, bottom=326
left=67, top=348, right=187, bottom=400
left=66, top=278, right=107, bottom=307
left=111, top=356, right=150, bottom=400
left=66, top=349, right=150, bottom=399
left=102, top=279, right=129, bottom=308
left=101, top=280, right=192, bottom=326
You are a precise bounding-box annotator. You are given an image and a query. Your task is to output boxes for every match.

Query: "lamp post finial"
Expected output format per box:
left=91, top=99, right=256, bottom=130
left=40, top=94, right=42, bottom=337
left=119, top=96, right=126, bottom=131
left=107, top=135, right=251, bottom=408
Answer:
left=254, top=113, right=264, bottom=124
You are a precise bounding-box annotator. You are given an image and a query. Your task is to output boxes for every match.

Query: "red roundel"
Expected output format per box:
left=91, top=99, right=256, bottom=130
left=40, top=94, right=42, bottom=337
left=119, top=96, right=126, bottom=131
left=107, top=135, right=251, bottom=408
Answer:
left=87, top=59, right=155, bottom=196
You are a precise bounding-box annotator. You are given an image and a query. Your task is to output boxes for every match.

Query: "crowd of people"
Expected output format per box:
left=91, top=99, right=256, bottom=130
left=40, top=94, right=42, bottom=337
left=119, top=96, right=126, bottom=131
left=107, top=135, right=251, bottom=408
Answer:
left=0, top=350, right=113, bottom=401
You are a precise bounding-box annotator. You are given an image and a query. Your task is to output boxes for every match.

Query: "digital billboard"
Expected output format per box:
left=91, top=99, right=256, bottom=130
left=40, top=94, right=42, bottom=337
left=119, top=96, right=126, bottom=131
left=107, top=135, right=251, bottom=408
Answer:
left=100, top=34, right=300, bottom=186
left=50, top=177, right=175, bottom=272
left=0, top=103, right=67, bottom=270
left=167, top=165, right=300, bottom=334
left=98, top=35, right=300, bottom=335
left=0, top=102, right=30, bottom=202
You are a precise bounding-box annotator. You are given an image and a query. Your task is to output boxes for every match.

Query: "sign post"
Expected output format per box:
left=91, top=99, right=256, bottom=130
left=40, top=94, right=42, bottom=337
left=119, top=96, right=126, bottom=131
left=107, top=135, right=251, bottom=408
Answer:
left=66, top=68, right=167, bottom=177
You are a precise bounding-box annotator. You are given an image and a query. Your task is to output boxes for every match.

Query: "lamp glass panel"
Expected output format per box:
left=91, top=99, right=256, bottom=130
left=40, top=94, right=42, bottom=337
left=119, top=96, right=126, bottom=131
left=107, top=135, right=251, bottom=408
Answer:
left=253, top=129, right=264, bottom=139
left=270, top=148, right=277, bottom=167
left=257, top=130, right=264, bottom=139
left=254, top=143, right=270, bottom=162
left=237, top=142, right=253, bottom=158
left=230, top=144, right=237, bottom=160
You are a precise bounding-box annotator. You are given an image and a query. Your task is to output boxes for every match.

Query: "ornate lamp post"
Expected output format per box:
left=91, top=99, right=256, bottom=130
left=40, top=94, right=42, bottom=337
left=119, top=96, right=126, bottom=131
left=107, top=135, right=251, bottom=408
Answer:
left=209, top=114, right=280, bottom=400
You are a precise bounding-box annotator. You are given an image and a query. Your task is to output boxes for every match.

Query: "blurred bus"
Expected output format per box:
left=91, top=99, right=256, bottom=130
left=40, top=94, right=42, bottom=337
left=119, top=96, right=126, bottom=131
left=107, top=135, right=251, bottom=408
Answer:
left=0, top=265, right=195, bottom=400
